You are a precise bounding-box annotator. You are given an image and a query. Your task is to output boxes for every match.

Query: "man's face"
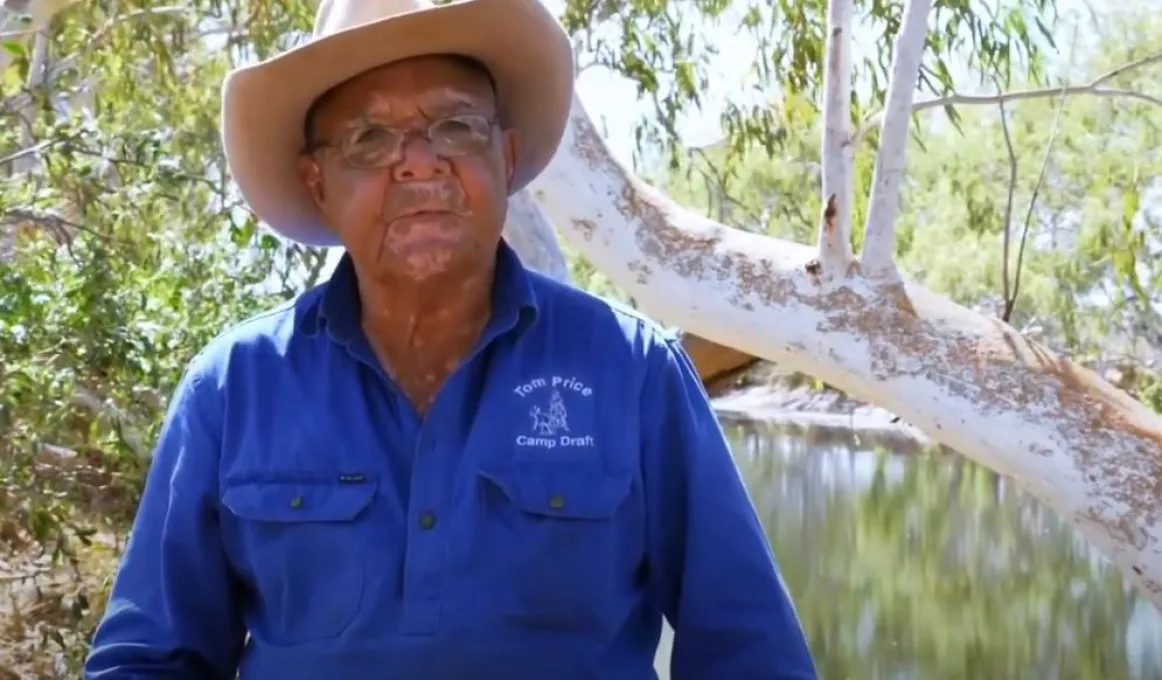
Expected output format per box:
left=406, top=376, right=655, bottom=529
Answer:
left=299, top=56, right=516, bottom=282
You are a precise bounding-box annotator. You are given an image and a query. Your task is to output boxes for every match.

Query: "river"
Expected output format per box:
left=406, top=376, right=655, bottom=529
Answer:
left=653, top=416, right=1162, bottom=680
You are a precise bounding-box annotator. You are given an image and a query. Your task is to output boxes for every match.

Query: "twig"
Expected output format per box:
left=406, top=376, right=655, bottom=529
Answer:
left=690, top=147, right=763, bottom=227
left=1000, top=29, right=1077, bottom=323
left=0, top=137, right=53, bottom=166
left=0, top=26, right=37, bottom=40
left=855, top=50, right=1162, bottom=144
left=70, top=385, right=146, bottom=457
left=997, top=97, right=1018, bottom=319
left=817, top=0, right=854, bottom=271
left=0, top=567, right=53, bottom=584
left=1005, top=82, right=1068, bottom=321
left=858, top=0, right=934, bottom=278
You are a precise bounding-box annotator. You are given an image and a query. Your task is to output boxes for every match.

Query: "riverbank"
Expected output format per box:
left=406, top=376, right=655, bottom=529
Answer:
left=706, top=363, right=934, bottom=443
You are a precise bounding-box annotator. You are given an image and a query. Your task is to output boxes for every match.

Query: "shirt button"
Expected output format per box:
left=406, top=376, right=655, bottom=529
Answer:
left=289, top=496, right=304, bottom=509
left=548, top=494, right=565, bottom=510
left=418, top=511, right=437, bottom=530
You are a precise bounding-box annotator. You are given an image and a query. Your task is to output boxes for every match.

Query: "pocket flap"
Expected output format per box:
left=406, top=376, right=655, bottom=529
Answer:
left=222, top=476, right=377, bottom=523
left=478, top=466, right=632, bottom=520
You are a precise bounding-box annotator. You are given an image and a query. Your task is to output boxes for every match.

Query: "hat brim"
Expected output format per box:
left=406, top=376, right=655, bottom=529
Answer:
left=220, top=0, right=574, bottom=246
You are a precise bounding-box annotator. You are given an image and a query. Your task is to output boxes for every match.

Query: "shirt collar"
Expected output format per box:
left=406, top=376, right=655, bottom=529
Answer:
left=315, top=239, right=539, bottom=347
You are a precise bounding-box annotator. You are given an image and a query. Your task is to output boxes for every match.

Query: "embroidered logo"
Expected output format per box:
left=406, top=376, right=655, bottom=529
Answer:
left=530, top=389, right=569, bottom=436
left=513, top=376, right=595, bottom=449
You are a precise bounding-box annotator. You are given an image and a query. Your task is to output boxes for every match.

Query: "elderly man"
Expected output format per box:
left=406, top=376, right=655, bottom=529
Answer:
left=83, top=0, right=817, bottom=678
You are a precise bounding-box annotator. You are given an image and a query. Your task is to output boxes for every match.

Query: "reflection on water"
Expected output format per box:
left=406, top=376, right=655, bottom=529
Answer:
left=657, top=417, right=1162, bottom=680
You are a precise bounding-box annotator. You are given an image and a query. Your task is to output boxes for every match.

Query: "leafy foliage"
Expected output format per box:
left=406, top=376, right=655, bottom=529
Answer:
left=561, top=0, right=1057, bottom=169
left=659, top=4, right=1162, bottom=408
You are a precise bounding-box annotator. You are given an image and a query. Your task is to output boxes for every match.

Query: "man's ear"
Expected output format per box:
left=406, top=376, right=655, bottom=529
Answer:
left=298, top=154, right=325, bottom=206
left=502, top=128, right=518, bottom=191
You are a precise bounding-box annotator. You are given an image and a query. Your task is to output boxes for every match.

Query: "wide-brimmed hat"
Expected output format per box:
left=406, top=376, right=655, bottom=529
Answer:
left=220, top=0, right=575, bottom=246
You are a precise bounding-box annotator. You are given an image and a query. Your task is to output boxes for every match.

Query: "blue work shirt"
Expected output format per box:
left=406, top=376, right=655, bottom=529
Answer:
left=84, top=242, right=817, bottom=679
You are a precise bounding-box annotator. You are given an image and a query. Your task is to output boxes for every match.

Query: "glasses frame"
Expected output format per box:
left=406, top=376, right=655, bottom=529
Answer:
left=303, top=113, right=500, bottom=169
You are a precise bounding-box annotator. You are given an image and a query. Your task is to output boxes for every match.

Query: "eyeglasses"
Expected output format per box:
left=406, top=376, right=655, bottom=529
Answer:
left=305, top=114, right=498, bottom=169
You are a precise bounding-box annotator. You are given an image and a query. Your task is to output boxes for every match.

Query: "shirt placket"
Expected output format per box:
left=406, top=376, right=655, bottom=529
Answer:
left=399, top=389, right=452, bottom=635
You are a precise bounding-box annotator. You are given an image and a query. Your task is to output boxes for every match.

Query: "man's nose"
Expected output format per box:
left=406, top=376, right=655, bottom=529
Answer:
left=391, top=135, right=451, bottom=182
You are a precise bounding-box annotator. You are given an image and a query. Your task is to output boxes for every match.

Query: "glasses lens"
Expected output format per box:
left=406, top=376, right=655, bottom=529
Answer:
left=342, top=124, right=400, bottom=168
left=339, top=115, right=493, bottom=168
left=430, top=115, right=492, bottom=156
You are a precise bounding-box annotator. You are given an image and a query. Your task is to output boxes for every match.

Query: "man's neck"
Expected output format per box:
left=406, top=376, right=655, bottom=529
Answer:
left=354, top=261, right=497, bottom=410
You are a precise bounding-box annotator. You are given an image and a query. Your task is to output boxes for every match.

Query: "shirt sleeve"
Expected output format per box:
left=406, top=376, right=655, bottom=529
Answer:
left=84, top=366, right=246, bottom=679
left=641, top=336, right=818, bottom=680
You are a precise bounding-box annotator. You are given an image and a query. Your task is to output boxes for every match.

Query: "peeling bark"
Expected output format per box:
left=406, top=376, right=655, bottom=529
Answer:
left=514, top=88, right=1162, bottom=609
left=500, top=192, right=749, bottom=389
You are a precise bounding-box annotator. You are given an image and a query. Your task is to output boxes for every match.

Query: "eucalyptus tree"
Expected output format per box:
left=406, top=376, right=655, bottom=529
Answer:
left=511, top=0, right=1162, bottom=608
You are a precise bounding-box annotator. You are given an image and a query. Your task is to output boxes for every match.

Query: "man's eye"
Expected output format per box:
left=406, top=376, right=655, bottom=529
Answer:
left=437, top=119, right=473, bottom=136
left=433, top=117, right=487, bottom=145
left=350, top=126, right=393, bottom=147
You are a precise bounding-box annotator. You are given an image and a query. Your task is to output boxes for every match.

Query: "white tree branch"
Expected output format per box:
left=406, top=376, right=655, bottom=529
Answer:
left=817, top=0, right=855, bottom=274
left=859, top=0, right=933, bottom=279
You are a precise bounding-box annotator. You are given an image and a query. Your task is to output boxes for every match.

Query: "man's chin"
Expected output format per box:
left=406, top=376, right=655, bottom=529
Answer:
left=376, top=248, right=459, bottom=284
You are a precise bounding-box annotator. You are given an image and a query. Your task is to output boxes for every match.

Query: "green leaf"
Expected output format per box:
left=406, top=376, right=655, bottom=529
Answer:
left=2, top=40, right=27, bottom=59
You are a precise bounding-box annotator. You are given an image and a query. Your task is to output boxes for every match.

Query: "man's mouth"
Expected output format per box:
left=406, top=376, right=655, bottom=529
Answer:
left=397, top=207, right=453, bottom=219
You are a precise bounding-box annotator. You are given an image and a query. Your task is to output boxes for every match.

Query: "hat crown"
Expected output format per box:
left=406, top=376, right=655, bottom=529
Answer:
left=314, top=0, right=438, bottom=38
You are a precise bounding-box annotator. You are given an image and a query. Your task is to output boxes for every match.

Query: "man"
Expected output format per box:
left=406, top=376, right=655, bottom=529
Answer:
left=83, top=0, right=818, bottom=678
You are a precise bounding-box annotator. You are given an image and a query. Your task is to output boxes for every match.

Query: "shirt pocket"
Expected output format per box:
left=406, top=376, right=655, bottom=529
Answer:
left=221, top=476, right=377, bottom=645
left=474, top=464, right=635, bottom=634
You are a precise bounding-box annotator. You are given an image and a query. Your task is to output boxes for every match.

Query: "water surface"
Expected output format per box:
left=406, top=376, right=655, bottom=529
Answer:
left=654, top=417, right=1162, bottom=680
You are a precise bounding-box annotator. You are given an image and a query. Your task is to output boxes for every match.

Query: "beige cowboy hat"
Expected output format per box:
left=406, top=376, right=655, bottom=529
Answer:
left=220, top=0, right=574, bottom=246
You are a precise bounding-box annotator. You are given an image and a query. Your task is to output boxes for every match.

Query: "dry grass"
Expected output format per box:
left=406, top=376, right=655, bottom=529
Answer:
left=0, top=447, right=141, bottom=679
